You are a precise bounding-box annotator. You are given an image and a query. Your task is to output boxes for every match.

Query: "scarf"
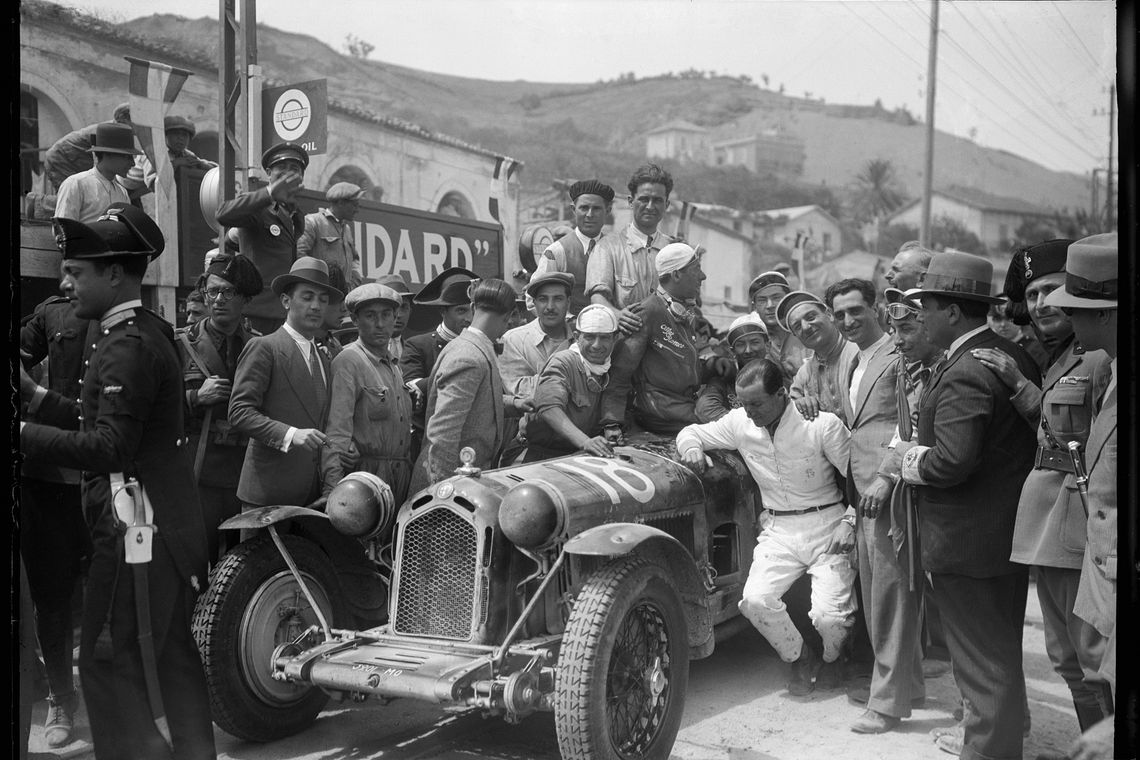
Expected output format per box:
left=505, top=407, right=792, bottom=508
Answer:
left=436, top=322, right=461, bottom=342
left=570, top=343, right=611, bottom=376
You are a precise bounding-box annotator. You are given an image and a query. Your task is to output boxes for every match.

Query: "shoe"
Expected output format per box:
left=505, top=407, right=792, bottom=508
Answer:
left=815, top=659, right=845, bottom=690
left=851, top=709, right=901, bottom=734
left=44, top=694, right=76, bottom=748
left=846, top=680, right=871, bottom=706
left=922, top=658, right=951, bottom=678
left=933, top=725, right=963, bottom=755
left=788, top=645, right=822, bottom=696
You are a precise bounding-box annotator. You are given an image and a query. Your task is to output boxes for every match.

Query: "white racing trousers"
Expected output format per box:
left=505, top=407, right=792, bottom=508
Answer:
left=739, top=505, right=858, bottom=663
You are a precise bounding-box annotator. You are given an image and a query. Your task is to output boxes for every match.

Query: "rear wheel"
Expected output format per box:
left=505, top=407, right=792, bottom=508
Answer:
left=192, top=534, right=346, bottom=742
left=555, top=556, right=689, bottom=760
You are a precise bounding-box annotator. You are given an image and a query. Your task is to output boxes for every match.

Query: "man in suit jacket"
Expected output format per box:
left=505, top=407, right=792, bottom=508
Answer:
left=825, top=278, right=922, bottom=734
left=229, top=256, right=343, bottom=510
left=901, top=250, right=1041, bottom=760
left=20, top=204, right=215, bottom=759
left=215, top=141, right=308, bottom=335
left=1043, top=234, right=1119, bottom=760
left=410, top=279, right=531, bottom=491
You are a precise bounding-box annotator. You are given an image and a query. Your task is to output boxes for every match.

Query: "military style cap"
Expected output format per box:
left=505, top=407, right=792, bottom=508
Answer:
left=164, top=115, right=196, bottom=136
left=775, top=290, right=828, bottom=332
left=524, top=271, right=575, bottom=298
left=413, top=266, right=479, bottom=307
left=271, top=256, right=345, bottom=302
left=89, top=123, right=141, bottom=156
left=261, top=141, right=309, bottom=170
left=326, top=182, right=364, bottom=202
left=376, top=274, right=414, bottom=299
left=345, top=283, right=402, bottom=312
left=1043, top=233, right=1118, bottom=310
left=204, top=253, right=263, bottom=297
left=54, top=203, right=165, bottom=260
left=568, top=179, right=615, bottom=204
left=910, top=250, right=1003, bottom=304
left=726, top=313, right=769, bottom=347
left=1002, top=239, right=1072, bottom=303
left=748, top=270, right=791, bottom=298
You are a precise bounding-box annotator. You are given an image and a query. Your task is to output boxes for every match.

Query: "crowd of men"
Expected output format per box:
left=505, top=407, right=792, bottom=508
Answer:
left=17, top=141, right=1121, bottom=760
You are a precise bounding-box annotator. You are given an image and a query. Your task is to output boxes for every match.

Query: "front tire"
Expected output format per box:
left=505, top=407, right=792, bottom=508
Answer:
left=555, top=556, right=689, bottom=760
left=192, top=534, right=346, bottom=742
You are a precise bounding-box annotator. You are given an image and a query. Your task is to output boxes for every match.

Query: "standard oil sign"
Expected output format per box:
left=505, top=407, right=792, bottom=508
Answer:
left=262, top=79, right=328, bottom=155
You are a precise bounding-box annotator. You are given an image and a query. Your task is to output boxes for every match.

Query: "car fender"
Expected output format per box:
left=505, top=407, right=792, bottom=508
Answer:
left=563, top=523, right=713, bottom=654
left=218, top=505, right=330, bottom=530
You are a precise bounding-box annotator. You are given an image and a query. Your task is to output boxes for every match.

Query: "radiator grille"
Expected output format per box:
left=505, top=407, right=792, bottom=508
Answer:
left=393, top=507, right=478, bottom=640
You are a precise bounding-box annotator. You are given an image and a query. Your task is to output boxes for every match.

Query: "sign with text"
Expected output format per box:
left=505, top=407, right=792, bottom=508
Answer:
left=262, top=79, right=328, bottom=156
left=295, top=190, right=504, bottom=287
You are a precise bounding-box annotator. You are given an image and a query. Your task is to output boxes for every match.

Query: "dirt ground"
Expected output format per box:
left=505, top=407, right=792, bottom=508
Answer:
left=26, top=578, right=1082, bottom=760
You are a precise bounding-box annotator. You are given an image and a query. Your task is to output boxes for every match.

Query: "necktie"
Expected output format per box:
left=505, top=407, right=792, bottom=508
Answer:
left=308, top=342, right=327, bottom=410
left=645, top=234, right=654, bottom=251
left=586, top=238, right=596, bottom=257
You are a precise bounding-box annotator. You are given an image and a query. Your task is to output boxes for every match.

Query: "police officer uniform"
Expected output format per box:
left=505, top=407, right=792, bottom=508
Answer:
left=20, top=204, right=215, bottom=760
left=215, top=141, right=308, bottom=334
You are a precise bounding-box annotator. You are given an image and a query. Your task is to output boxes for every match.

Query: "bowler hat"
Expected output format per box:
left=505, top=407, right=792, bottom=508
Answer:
left=345, top=283, right=402, bottom=313
left=54, top=203, right=164, bottom=260
left=376, top=274, right=414, bottom=299
left=262, top=141, right=309, bottom=170
left=524, top=271, right=575, bottom=298
left=749, top=271, right=791, bottom=298
left=89, top=123, right=141, bottom=156
left=1043, top=233, right=1118, bottom=310
left=271, top=256, right=345, bottom=302
left=164, top=115, right=196, bottom=136
left=910, top=250, right=1003, bottom=304
left=326, top=182, right=364, bottom=202
left=413, top=267, right=479, bottom=307
left=775, top=290, right=828, bottom=332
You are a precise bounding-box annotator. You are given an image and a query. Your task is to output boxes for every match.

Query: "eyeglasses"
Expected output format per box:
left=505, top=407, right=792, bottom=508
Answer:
left=886, top=302, right=920, bottom=320
left=204, top=286, right=238, bottom=302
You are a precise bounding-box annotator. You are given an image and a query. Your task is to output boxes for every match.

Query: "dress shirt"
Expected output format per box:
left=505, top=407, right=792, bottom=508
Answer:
left=54, top=167, right=131, bottom=224
left=280, top=321, right=326, bottom=451
left=848, top=333, right=892, bottom=411
left=677, top=402, right=850, bottom=512
left=498, top=319, right=571, bottom=399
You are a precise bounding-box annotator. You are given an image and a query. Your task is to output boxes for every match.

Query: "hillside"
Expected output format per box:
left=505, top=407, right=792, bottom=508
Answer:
left=123, top=12, right=1090, bottom=212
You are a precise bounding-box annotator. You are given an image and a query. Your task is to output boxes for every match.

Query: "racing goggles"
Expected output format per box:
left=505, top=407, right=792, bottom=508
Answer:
left=886, top=301, right=921, bottom=320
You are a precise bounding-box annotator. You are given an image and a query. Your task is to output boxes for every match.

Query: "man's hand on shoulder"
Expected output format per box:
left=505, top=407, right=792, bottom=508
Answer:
left=618, top=305, right=643, bottom=335
left=794, top=395, right=821, bottom=420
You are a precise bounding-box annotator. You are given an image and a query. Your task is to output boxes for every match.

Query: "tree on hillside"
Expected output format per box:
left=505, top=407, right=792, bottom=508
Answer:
left=880, top=217, right=986, bottom=256
left=852, top=158, right=907, bottom=223
left=344, top=34, right=374, bottom=59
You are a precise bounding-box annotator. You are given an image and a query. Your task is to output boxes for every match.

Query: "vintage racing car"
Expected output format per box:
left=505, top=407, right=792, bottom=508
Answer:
left=192, top=435, right=760, bottom=760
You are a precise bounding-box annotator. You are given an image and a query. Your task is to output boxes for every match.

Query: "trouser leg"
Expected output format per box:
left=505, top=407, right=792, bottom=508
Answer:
left=1035, top=565, right=1107, bottom=729
left=930, top=569, right=1029, bottom=760
left=806, top=550, right=857, bottom=663
left=739, top=521, right=810, bottom=662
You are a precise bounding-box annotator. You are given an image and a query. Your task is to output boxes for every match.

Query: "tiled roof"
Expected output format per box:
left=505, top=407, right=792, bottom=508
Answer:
left=20, top=0, right=520, bottom=165
left=937, top=185, right=1050, bottom=216
left=645, top=119, right=708, bottom=135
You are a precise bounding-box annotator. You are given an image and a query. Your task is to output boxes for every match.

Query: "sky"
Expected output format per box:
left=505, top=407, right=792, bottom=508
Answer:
left=65, top=0, right=1117, bottom=177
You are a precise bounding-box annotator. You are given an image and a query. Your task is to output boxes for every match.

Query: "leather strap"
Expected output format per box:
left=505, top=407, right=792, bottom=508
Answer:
left=769, top=501, right=843, bottom=516
left=1034, top=446, right=1075, bottom=473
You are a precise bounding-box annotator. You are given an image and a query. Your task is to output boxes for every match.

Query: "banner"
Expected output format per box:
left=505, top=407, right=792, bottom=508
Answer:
left=125, top=56, right=192, bottom=215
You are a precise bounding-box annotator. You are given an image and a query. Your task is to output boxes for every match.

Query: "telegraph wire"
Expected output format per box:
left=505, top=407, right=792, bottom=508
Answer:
left=1051, top=1, right=1105, bottom=71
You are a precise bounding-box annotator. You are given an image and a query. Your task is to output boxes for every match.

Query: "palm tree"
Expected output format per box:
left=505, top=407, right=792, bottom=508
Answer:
left=852, top=158, right=908, bottom=255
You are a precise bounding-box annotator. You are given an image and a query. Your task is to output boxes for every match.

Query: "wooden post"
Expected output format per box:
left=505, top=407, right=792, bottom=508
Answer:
left=919, top=0, right=939, bottom=248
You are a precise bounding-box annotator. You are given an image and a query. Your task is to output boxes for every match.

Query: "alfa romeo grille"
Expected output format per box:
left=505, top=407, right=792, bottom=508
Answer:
left=393, top=507, right=478, bottom=639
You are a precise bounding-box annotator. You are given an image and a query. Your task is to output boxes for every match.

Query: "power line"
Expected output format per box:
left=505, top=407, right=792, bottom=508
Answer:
left=1051, top=0, right=1104, bottom=70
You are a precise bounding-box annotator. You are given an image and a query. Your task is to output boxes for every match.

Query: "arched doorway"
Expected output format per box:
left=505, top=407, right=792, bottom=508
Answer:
left=327, top=164, right=383, bottom=202
left=436, top=190, right=475, bottom=219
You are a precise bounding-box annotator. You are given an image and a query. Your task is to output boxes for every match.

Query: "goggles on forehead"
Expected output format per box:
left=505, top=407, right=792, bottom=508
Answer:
left=886, top=301, right=921, bottom=320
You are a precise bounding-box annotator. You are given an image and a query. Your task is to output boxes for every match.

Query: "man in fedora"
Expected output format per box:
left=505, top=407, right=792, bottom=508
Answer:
left=42, top=102, right=132, bottom=193
left=54, top=122, right=138, bottom=224
left=1042, top=233, right=1119, bottom=760
left=19, top=203, right=216, bottom=758
left=400, top=266, right=478, bottom=458
left=376, top=273, right=414, bottom=361
left=298, top=181, right=367, bottom=291
left=216, top=141, right=310, bottom=334
left=229, top=256, right=343, bottom=513
left=900, top=249, right=1041, bottom=760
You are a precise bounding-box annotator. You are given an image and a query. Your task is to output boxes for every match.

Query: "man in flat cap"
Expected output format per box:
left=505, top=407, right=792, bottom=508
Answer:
left=778, top=290, right=858, bottom=422
left=324, top=283, right=414, bottom=505
left=1042, top=233, right=1119, bottom=760
left=216, top=141, right=309, bottom=334
left=900, top=250, right=1041, bottom=760
left=298, top=181, right=367, bottom=291
left=749, top=270, right=807, bottom=386
left=535, top=179, right=614, bottom=314
left=695, top=312, right=769, bottom=422
left=499, top=271, right=574, bottom=407
left=602, top=242, right=730, bottom=435
left=587, top=164, right=679, bottom=334
left=400, top=266, right=478, bottom=458
left=176, top=253, right=263, bottom=560
left=19, top=203, right=216, bottom=759
left=377, top=273, right=415, bottom=361
left=124, top=116, right=218, bottom=194
left=54, top=122, right=138, bottom=224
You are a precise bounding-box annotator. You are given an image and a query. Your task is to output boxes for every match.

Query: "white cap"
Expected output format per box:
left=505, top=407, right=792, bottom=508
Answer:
left=655, top=242, right=697, bottom=276
left=575, top=304, right=620, bottom=333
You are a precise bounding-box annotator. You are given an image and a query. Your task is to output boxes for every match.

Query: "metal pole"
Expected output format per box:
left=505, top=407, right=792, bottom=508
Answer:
left=242, top=0, right=261, bottom=189
left=1091, top=168, right=1100, bottom=231
left=1105, top=83, right=1115, bottom=230
left=219, top=0, right=238, bottom=206
left=919, top=0, right=940, bottom=248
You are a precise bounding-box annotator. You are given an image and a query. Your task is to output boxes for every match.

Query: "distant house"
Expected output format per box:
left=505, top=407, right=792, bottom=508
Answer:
left=645, top=120, right=710, bottom=162
left=803, top=251, right=891, bottom=296
left=885, top=186, right=1052, bottom=252
left=711, top=130, right=806, bottom=177
left=754, top=204, right=842, bottom=264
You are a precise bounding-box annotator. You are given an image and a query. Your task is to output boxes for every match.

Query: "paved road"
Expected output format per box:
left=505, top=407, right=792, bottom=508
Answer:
left=27, top=580, right=1080, bottom=760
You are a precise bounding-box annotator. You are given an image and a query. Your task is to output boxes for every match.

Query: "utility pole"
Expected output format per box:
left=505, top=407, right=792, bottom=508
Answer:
left=1091, top=168, right=1100, bottom=231
left=1104, top=83, right=1115, bottom=230
left=920, top=0, right=940, bottom=247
